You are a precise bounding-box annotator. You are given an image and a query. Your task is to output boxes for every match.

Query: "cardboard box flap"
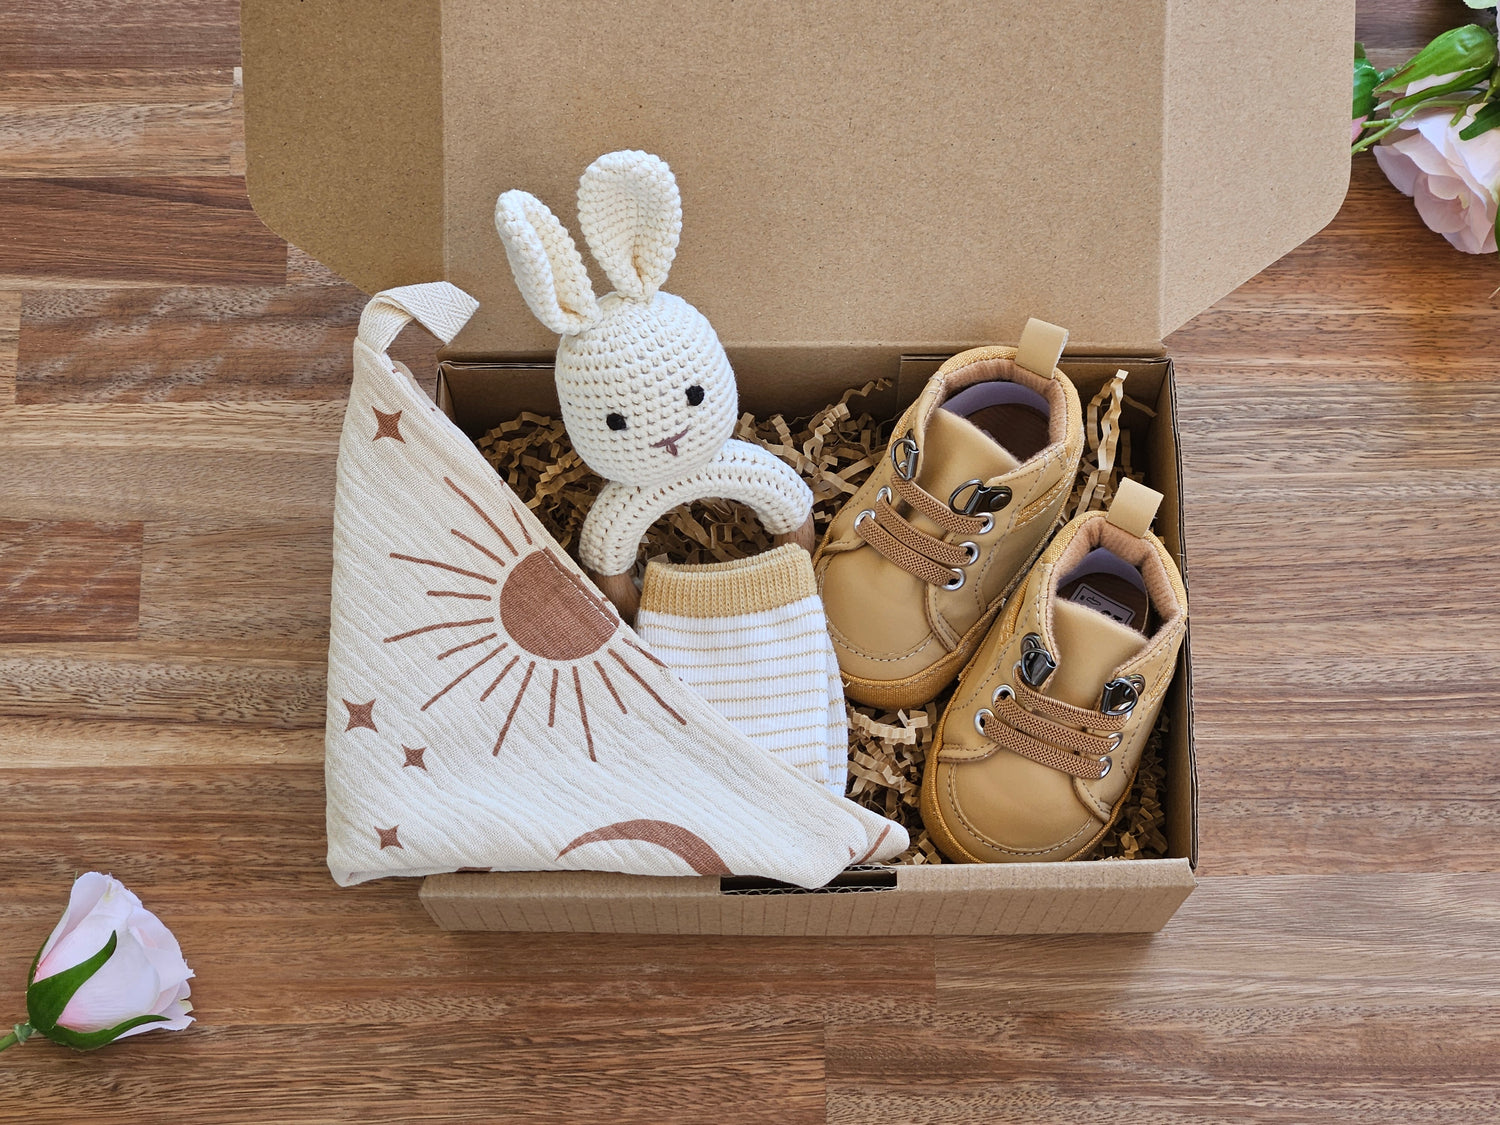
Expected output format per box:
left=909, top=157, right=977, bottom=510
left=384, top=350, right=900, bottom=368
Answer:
left=242, top=0, right=446, bottom=292
left=243, top=0, right=1352, bottom=357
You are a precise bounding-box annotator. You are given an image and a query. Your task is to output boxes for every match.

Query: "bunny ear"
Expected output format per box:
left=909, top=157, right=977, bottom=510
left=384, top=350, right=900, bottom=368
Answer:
left=494, top=189, right=601, bottom=336
left=577, top=150, right=681, bottom=303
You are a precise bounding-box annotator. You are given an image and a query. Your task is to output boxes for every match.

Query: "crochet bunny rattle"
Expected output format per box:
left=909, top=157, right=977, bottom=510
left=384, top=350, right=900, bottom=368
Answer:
left=495, top=150, right=814, bottom=618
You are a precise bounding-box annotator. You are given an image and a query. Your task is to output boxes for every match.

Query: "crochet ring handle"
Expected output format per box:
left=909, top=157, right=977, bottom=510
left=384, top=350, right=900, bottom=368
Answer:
left=581, top=440, right=816, bottom=621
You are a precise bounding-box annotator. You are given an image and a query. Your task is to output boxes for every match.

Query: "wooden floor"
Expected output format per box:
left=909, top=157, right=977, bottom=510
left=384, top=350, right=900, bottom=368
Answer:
left=2, top=2, right=1498, bottom=1121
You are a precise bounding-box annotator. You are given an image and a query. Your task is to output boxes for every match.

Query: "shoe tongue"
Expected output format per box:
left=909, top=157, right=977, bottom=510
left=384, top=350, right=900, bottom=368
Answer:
left=1046, top=598, right=1149, bottom=710
left=915, top=407, right=1021, bottom=509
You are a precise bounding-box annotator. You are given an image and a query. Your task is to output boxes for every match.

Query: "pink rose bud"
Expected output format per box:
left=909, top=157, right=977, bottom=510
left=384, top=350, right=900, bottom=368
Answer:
left=22, top=873, right=194, bottom=1050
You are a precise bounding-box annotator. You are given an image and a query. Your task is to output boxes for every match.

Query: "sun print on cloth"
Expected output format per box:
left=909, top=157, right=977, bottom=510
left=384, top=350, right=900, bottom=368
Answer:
left=383, top=472, right=687, bottom=761
left=323, top=283, right=907, bottom=888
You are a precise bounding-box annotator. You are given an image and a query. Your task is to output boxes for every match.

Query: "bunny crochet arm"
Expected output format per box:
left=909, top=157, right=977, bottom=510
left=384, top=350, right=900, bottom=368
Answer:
left=495, top=150, right=813, bottom=617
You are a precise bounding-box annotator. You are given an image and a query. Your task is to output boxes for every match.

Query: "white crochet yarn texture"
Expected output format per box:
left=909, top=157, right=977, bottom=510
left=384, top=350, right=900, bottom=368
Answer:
left=324, top=282, right=907, bottom=887
left=583, top=440, right=813, bottom=578
left=495, top=150, right=812, bottom=577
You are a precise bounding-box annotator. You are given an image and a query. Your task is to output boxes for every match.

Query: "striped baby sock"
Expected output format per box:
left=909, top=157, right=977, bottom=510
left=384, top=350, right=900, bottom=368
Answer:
left=637, top=545, right=848, bottom=797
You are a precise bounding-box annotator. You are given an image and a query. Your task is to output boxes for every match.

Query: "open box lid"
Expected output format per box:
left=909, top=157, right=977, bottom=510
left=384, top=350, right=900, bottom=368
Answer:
left=242, top=0, right=1353, bottom=363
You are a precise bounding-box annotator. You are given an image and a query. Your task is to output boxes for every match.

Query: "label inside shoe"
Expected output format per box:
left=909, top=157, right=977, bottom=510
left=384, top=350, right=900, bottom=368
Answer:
left=1068, top=583, right=1137, bottom=627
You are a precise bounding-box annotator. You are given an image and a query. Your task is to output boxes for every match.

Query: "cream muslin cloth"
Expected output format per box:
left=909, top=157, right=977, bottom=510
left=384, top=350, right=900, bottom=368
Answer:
left=324, top=283, right=905, bottom=887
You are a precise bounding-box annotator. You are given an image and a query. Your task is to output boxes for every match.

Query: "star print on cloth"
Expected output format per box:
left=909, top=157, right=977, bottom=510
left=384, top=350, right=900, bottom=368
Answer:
left=373, top=408, right=405, bottom=442
left=322, top=282, right=909, bottom=889
left=343, top=699, right=378, bottom=731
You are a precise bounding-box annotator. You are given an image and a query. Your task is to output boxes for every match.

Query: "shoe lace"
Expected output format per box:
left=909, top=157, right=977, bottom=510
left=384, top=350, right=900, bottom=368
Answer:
left=853, top=437, right=1010, bottom=589
left=973, top=678, right=1127, bottom=781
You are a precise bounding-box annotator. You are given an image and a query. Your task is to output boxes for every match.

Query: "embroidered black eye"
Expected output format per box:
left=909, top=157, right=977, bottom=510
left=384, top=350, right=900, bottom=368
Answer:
left=685, top=385, right=704, bottom=406
left=607, top=412, right=627, bottom=431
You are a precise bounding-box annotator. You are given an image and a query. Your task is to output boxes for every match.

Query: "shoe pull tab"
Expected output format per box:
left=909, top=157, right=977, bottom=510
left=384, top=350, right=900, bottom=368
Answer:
left=1105, top=478, right=1163, bottom=539
left=1015, top=317, right=1069, bottom=377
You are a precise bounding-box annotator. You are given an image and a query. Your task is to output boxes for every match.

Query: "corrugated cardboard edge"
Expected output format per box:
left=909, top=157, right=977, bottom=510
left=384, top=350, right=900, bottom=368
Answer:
left=419, top=858, right=1195, bottom=935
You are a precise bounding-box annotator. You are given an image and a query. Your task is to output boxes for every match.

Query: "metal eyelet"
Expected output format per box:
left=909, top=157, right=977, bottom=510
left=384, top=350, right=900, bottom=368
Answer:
left=992, top=684, right=1015, bottom=705
left=943, top=568, right=965, bottom=591
left=853, top=508, right=876, bottom=529
left=1017, top=634, right=1056, bottom=687
left=973, top=708, right=993, bottom=735
left=1097, top=755, right=1113, bottom=780
left=1100, top=677, right=1140, bottom=716
left=959, top=541, right=979, bottom=565
left=891, top=436, right=920, bottom=480
left=1108, top=732, right=1123, bottom=751
left=875, top=487, right=893, bottom=507
left=949, top=479, right=1013, bottom=517
left=976, top=512, right=995, bottom=535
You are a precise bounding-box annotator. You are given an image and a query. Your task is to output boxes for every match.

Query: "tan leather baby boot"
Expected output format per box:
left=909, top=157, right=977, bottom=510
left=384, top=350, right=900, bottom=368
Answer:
left=814, top=319, right=1083, bottom=710
left=920, top=480, right=1187, bottom=863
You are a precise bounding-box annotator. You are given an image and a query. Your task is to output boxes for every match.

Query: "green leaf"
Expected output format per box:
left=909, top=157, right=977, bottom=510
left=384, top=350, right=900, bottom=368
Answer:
left=1377, top=25, right=1498, bottom=93
left=1354, top=44, right=1382, bottom=118
left=1389, top=68, right=1492, bottom=115
left=24, top=930, right=117, bottom=1034
left=42, top=1013, right=170, bottom=1052
left=1459, top=99, right=1500, bottom=139
left=1462, top=1, right=1496, bottom=10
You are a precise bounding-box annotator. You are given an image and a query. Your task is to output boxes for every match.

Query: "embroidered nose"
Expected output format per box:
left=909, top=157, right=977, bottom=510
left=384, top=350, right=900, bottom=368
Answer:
left=651, top=428, right=689, bottom=456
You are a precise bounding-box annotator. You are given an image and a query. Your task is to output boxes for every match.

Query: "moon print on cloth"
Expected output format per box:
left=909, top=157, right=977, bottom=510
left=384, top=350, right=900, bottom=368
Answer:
left=558, top=819, right=731, bottom=874
left=382, top=475, right=684, bottom=761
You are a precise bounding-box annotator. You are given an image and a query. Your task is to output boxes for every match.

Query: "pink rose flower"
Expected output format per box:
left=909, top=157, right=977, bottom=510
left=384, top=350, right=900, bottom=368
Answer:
left=29, top=873, right=194, bottom=1044
left=1375, top=100, right=1500, bottom=253
left=1351, top=116, right=1368, bottom=146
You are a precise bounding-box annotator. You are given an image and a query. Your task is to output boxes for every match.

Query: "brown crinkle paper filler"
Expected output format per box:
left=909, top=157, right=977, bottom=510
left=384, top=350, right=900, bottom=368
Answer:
left=476, top=375, right=1170, bottom=865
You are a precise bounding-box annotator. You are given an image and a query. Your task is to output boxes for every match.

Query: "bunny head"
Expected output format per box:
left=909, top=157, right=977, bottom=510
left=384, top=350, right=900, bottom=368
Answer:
left=495, top=151, right=739, bottom=490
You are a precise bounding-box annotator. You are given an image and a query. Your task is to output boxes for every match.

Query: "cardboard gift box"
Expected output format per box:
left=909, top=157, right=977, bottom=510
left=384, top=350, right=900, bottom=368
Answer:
left=241, top=0, right=1353, bottom=934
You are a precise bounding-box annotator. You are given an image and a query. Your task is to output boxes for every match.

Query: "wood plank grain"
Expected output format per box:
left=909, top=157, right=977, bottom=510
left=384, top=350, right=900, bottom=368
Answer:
left=830, top=873, right=1500, bottom=1121
left=0, top=291, right=17, bottom=405
left=16, top=284, right=438, bottom=401
left=0, top=717, right=323, bottom=768
left=829, top=1011, right=1499, bottom=1125
left=0, top=68, right=236, bottom=177
left=0, top=400, right=345, bottom=452
left=0, top=519, right=142, bottom=641
left=228, top=65, right=244, bottom=178
left=0, top=1023, right=829, bottom=1125
left=1199, top=799, right=1500, bottom=876
left=138, top=518, right=333, bottom=642
left=0, top=0, right=241, bottom=69
left=0, top=446, right=335, bottom=523
left=1355, top=0, right=1479, bottom=53
left=1197, top=696, right=1499, bottom=801
left=0, top=178, right=285, bottom=287
left=0, top=641, right=325, bottom=725
left=934, top=874, right=1500, bottom=1009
